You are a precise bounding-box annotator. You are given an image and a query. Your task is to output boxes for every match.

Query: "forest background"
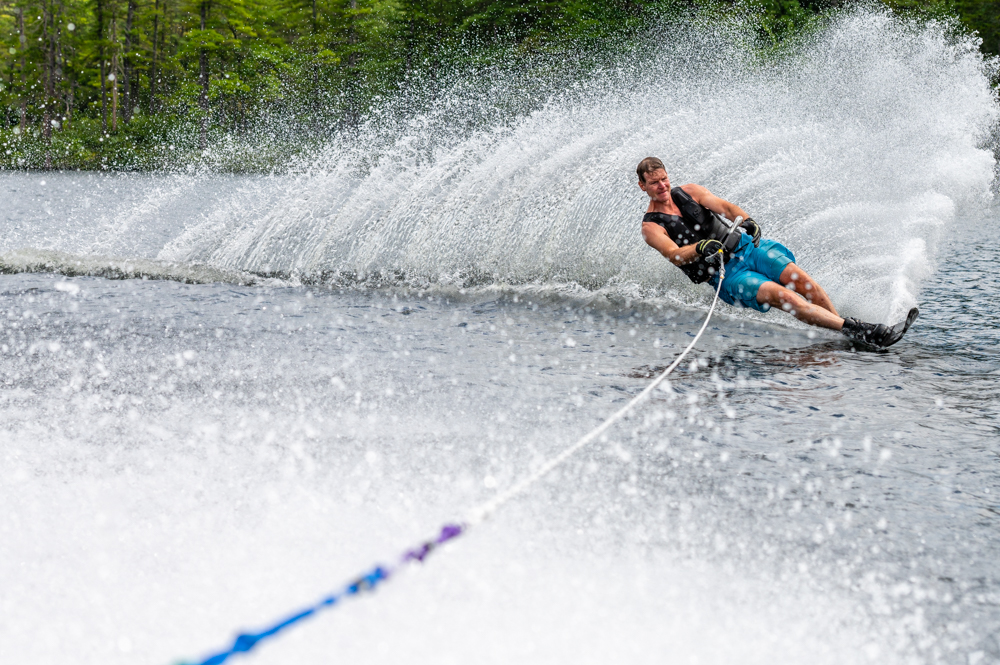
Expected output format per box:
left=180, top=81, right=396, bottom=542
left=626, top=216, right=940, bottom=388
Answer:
left=1, top=0, right=998, bottom=171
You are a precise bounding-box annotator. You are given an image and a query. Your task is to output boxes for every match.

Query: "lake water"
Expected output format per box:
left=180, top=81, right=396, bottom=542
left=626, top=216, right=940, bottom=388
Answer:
left=1, top=9, right=999, bottom=665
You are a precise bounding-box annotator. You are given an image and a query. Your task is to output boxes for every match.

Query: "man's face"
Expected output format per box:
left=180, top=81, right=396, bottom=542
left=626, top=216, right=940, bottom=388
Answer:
left=639, top=168, right=671, bottom=201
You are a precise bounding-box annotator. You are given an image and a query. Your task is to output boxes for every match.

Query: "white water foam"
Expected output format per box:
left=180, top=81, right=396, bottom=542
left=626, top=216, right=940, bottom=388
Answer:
left=0, top=248, right=267, bottom=286
left=145, top=8, right=998, bottom=324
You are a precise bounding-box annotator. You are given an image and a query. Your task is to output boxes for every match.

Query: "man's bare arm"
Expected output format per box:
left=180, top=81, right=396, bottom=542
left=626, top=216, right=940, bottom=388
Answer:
left=681, top=183, right=749, bottom=222
left=642, top=222, right=701, bottom=266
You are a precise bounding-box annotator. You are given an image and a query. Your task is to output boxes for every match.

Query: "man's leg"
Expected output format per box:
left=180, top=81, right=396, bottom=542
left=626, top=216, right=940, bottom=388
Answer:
left=756, top=281, right=845, bottom=330
left=778, top=263, right=838, bottom=316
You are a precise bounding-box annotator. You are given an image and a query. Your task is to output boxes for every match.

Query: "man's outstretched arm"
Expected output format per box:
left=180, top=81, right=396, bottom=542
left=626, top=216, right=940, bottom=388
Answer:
left=681, top=183, right=749, bottom=223
left=641, top=222, right=700, bottom=266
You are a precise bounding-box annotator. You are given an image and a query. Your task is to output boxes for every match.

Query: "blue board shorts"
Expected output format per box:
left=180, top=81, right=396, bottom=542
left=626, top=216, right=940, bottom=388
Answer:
left=709, top=236, right=796, bottom=312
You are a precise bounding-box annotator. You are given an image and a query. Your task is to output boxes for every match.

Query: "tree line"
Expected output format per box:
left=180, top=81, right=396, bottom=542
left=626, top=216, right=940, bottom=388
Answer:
left=1, top=0, right=996, bottom=170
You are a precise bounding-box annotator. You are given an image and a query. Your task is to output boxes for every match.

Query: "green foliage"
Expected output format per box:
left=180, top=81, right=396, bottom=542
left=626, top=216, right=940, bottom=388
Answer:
left=881, top=0, right=999, bottom=55
left=950, top=0, right=1000, bottom=55
left=0, top=0, right=995, bottom=172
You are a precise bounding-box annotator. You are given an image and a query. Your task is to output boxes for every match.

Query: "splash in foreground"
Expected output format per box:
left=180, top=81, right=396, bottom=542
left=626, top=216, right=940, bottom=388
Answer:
left=637, top=157, right=918, bottom=349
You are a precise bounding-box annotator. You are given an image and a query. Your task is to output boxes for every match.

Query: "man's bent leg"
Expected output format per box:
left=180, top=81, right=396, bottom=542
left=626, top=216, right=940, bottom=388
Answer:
left=779, top=263, right=838, bottom=316
left=756, top=281, right=844, bottom=330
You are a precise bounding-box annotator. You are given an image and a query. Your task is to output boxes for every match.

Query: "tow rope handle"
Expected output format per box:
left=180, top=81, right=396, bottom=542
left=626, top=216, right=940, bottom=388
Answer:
left=707, top=213, right=743, bottom=272
left=717, top=214, right=743, bottom=247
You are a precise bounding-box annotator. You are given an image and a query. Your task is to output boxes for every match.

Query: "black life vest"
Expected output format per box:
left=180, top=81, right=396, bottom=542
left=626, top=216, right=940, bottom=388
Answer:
left=642, top=186, right=742, bottom=284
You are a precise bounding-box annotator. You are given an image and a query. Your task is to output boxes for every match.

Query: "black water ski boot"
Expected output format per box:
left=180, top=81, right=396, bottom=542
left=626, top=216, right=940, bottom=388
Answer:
left=841, top=307, right=919, bottom=349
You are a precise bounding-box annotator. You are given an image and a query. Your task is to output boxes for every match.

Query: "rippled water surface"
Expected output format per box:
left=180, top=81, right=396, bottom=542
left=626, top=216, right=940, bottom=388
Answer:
left=2, top=183, right=998, bottom=665
left=2, top=8, right=999, bottom=665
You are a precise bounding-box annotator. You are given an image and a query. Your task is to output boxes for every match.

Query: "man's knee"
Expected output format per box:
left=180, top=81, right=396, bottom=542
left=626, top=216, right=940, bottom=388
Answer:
left=781, top=264, right=820, bottom=297
left=757, top=281, right=803, bottom=310
left=755, top=281, right=785, bottom=305
left=781, top=263, right=805, bottom=285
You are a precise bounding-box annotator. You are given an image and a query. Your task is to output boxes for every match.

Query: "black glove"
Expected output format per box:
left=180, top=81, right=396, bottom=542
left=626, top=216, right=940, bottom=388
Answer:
left=696, top=238, right=724, bottom=257
left=740, top=217, right=761, bottom=247
left=696, top=238, right=724, bottom=266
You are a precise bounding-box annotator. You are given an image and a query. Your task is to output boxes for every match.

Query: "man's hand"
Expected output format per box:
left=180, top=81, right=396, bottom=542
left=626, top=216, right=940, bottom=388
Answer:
left=696, top=238, right=724, bottom=257
left=696, top=239, right=725, bottom=266
left=740, top=218, right=761, bottom=247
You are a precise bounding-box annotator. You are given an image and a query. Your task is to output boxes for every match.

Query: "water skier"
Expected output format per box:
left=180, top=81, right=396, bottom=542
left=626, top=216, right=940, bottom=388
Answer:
left=636, top=157, right=917, bottom=348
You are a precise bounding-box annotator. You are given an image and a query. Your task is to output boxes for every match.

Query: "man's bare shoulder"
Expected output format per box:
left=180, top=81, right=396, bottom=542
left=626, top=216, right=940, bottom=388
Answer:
left=679, top=183, right=710, bottom=200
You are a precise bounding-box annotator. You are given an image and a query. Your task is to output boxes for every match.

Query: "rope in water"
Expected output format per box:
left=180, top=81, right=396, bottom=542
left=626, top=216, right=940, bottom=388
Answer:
left=179, top=260, right=727, bottom=665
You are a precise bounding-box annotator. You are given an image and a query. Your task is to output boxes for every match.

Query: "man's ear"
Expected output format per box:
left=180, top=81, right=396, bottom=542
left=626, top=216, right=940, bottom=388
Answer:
left=638, top=179, right=647, bottom=192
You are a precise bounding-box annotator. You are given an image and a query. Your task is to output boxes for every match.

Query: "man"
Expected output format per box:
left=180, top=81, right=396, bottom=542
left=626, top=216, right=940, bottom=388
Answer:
left=636, top=157, right=917, bottom=348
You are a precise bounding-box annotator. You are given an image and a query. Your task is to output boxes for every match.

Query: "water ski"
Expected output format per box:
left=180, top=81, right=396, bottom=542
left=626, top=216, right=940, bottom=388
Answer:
left=843, top=307, right=919, bottom=350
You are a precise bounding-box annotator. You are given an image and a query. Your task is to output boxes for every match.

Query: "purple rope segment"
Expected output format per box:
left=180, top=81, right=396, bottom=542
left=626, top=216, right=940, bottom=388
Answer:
left=403, top=523, right=464, bottom=562
left=180, top=524, right=465, bottom=665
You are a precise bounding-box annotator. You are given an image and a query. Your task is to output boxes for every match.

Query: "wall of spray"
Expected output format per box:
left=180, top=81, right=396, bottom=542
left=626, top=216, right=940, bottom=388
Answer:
left=150, top=8, right=998, bottom=322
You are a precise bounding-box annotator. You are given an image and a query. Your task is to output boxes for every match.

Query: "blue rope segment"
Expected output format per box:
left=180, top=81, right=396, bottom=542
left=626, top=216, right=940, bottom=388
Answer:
left=178, top=524, right=464, bottom=665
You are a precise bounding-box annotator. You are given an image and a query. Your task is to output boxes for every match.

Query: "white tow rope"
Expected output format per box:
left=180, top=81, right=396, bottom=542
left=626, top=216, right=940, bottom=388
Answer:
left=468, top=257, right=727, bottom=525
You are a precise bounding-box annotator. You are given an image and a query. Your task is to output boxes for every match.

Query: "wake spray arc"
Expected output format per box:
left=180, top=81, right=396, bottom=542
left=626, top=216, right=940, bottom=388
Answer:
left=153, top=8, right=995, bottom=324
left=179, top=256, right=729, bottom=665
